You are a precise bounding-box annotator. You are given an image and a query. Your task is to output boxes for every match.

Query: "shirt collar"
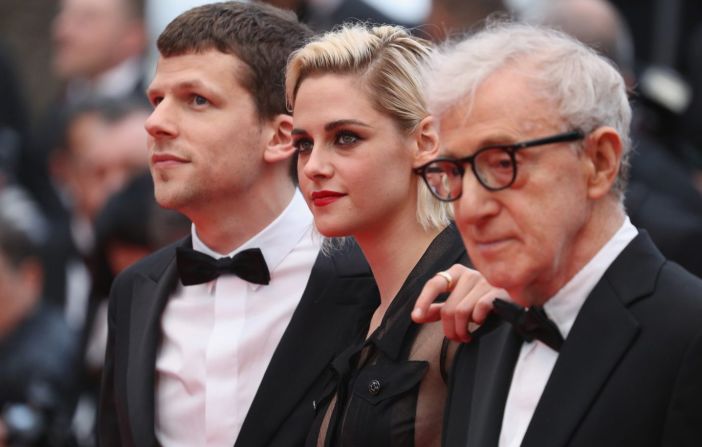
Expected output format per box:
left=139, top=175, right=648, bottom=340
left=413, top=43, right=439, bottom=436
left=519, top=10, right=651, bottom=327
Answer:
left=191, top=189, right=314, bottom=289
left=370, top=225, right=466, bottom=360
left=544, top=216, right=638, bottom=339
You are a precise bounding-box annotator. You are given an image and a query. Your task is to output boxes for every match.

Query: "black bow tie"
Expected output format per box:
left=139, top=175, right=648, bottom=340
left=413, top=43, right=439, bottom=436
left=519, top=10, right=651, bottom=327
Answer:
left=492, top=298, right=564, bottom=351
left=176, top=246, right=271, bottom=286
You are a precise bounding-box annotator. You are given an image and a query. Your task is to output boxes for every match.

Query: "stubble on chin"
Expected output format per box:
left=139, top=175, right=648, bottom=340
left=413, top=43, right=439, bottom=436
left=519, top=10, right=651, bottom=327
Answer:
left=153, top=178, right=195, bottom=212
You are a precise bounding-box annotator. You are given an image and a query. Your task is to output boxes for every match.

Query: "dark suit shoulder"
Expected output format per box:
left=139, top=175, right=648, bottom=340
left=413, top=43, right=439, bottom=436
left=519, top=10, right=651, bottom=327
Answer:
left=657, top=258, right=702, bottom=298
left=640, top=259, right=702, bottom=334
left=113, top=236, right=187, bottom=286
left=608, top=232, right=702, bottom=350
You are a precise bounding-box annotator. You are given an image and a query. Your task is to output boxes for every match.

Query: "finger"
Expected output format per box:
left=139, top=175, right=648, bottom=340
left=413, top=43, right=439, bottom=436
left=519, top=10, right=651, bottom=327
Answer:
left=452, top=304, right=472, bottom=343
left=440, top=302, right=458, bottom=341
left=412, top=302, right=444, bottom=323
left=441, top=268, right=486, bottom=341
left=423, top=303, right=445, bottom=322
left=443, top=289, right=473, bottom=342
left=412, top=273, right=454, bottom=322
left=449, top=283, right=493, bottom=342
left=473, top=288, right=509, bottom=324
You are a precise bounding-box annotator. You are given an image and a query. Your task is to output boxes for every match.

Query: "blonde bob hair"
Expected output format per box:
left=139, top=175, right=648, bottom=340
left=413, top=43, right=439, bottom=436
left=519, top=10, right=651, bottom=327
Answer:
left=286, top=23, right=451, bottom=230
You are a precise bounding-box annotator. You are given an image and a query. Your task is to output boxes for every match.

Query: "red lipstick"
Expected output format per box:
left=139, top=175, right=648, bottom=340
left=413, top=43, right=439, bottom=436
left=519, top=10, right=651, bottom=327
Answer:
left=310, top=190, right=345, bottom=207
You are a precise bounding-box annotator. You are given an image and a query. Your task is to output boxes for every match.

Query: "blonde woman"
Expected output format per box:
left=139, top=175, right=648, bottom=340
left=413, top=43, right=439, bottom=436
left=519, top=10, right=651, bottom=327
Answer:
left=286, top=24, right=475, bottom=446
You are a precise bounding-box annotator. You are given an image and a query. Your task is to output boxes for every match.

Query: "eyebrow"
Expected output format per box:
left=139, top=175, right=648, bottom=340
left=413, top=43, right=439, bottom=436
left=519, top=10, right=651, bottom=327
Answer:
left=146, top=79, right=217, bottom=97
left=176, top=80, right=209, bottom=91
left=441, top=148, right=461, bottom=158
left=442, top=133, right=520, bottom=157
left=325, top=119, right=371, bottom=131
left=291, top=119, right=372, bottom=137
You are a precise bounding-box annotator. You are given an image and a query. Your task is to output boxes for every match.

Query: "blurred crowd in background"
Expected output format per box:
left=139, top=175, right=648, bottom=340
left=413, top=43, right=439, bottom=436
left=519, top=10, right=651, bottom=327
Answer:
left=0, top=0, right=701, bottom=445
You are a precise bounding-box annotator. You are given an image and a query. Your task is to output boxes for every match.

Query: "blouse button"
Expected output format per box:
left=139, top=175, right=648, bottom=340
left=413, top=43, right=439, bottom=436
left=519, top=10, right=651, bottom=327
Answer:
left=368, top=379, right=381, bottom=396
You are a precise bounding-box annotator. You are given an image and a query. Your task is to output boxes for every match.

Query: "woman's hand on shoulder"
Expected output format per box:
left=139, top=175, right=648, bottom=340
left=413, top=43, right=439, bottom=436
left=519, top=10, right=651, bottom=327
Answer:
left=411, top=264, right=507, bottom=343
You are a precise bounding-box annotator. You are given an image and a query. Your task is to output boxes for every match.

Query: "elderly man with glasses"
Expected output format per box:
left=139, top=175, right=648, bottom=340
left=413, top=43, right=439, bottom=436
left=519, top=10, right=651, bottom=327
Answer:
left=413, top=22, right=702, bottom=447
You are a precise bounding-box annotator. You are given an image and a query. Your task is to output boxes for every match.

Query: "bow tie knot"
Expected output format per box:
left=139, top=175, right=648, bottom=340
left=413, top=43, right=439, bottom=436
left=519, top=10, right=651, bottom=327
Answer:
left=492, top=298, right=564, bottom=351
left=176, top=246, right=271, bottom=286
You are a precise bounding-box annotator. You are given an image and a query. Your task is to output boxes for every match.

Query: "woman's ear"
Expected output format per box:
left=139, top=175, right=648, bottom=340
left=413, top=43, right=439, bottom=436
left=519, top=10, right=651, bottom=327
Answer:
left=264, top=114, right=296, bottom=163
left=583, top=126, right=623, bottom=200
left=413, top=115, right=440, bottom=167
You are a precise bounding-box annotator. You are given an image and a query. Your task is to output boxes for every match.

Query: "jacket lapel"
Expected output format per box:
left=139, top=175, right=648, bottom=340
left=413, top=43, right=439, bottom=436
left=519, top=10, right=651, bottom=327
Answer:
left=520, top=283, right=639, bottom=447
left=521, top=232, right=663, bottom=447
left=125, top=238, right=185, bottom=446
left=236, top=244, right=378, bottom=447
left=466, top=322, right=523, bottom=446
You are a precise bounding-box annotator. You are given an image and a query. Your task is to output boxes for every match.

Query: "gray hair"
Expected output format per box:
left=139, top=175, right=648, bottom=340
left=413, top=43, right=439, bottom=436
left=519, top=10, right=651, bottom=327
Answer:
left=425, top=21, right=632, bottom=197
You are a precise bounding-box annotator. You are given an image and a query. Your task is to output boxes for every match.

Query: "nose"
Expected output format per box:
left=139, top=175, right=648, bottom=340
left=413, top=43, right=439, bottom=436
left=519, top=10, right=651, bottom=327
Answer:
left=299, top=145, right=333, bottom=182
left=144, top=100, right=177, bottom=140
left=453, top=170, right=500, bottom=226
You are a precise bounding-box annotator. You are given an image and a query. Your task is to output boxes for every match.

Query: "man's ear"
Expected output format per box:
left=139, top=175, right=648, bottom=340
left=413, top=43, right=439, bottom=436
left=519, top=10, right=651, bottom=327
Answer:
left=263, top=114, right=296, bottom=163
left=412, top=116, right=440, bottom=167
left=583, top=126, right=622, bottom=200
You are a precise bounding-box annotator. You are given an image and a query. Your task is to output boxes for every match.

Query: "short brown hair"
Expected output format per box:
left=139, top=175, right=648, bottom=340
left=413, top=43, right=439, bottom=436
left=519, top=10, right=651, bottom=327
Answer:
left=157, top=1, right=313, bottom=121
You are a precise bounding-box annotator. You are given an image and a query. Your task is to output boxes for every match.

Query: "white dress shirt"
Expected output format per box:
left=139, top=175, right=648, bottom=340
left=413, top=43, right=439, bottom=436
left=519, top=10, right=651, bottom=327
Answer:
left=155, top=190, right=320, bottom=446
left=498, top=217, right=638, bottom=447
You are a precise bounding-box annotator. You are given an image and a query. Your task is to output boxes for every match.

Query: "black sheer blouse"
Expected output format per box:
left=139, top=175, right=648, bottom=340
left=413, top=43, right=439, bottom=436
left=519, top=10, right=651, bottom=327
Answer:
left=306, top=225, right=469, bottom=447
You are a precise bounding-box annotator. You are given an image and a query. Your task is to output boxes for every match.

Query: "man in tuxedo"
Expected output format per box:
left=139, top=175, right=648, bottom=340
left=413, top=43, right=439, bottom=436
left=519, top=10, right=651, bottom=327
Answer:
left=416, top=22, right=702, bottom=446
left=97, top=3, right=378, bottom=446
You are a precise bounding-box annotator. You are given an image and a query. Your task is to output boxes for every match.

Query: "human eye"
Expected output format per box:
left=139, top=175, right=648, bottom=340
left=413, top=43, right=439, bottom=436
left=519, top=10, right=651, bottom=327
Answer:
left=149, top=94, right=163, bottom=107
left=481, top=148, right=513, bottom=171
left=475, top=147, right=514, bottom=187
left=190, top=94, right=210, bottom=107
left=292, top=137, right=314, bottom=155
left=334, top=131, right=360, bottom=146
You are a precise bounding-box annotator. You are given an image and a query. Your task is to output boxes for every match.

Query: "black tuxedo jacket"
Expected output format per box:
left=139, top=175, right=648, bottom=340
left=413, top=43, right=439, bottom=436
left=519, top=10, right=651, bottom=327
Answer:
left=98, top=236, right=378, bottom=447
left=444, top=232, right=702, bottom=447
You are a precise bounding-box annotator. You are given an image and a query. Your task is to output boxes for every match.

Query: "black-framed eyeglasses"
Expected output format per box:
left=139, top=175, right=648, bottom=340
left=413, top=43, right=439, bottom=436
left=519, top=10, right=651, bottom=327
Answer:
left=414, top=130, right=585, bottom=202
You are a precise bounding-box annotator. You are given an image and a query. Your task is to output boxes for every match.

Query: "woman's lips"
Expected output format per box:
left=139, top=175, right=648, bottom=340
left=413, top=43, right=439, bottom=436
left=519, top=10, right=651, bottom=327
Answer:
left=310, top=190, right=346, bottom=207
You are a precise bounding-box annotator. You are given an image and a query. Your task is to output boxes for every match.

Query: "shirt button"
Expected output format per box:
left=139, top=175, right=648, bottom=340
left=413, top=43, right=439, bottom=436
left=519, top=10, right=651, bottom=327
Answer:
left=368, top=379, right=381, bottom=396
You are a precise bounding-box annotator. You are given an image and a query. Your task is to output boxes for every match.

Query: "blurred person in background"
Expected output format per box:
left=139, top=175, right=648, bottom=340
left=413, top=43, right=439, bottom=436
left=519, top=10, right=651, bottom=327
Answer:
left=44, top=97, right=150, bottom=330
left=0, top=41, right=43, bottom=259
left=51, top=0, right=148, bottom=106
left=0, top=211, right=80, bottom=447
left=0, top=44, right=29, bottom=147
left=262, top=0, right=423, bottom=31
left=19, top=0, right=149, bottom=236
left=423, top=0, right=506, bottom=42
